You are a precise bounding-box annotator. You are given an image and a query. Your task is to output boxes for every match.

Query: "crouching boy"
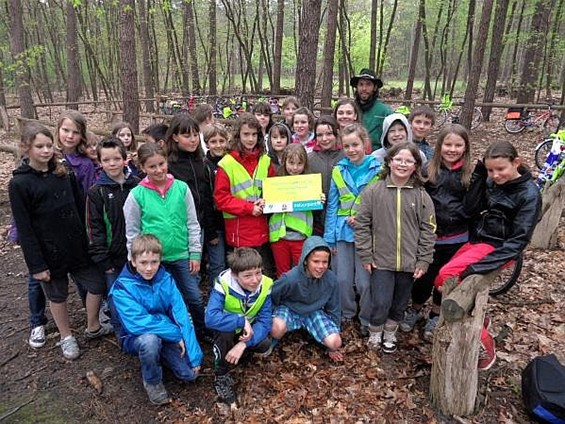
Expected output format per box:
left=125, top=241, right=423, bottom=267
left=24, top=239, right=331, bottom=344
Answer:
left=205, top=248, right=273, bottom=407
left=109, top=234, right=203, bottom=405
left=270, top=236, right=343, bottom=362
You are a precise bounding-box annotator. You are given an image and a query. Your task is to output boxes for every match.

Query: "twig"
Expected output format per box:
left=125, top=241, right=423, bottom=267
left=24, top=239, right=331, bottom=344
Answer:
left=0, top=397, right=35, bottom=422
left=0, top=351, right=19, bottom=368
left=0, top=317, right=27, bottom=325
left=13, top=364, right=49, bottom=382
left=3, top=324, right=28, bottom=338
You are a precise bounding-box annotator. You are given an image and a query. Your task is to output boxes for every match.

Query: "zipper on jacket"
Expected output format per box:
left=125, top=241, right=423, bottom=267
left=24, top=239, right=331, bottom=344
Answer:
left=396, top=187, right=402, bottom=271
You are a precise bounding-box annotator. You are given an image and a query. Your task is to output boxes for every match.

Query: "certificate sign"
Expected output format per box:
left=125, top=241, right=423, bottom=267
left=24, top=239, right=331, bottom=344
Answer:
left=263, top=174, right=323, bottom=213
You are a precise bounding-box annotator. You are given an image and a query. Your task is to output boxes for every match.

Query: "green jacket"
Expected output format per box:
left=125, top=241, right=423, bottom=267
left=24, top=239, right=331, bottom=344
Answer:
left=361, top=100, right=393, bottom=151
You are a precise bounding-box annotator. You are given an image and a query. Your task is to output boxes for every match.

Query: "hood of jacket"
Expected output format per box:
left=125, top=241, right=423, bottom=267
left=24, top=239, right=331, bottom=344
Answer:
left=299, top=236, right=331, bottom=276
left=380, top=113, right=413, bottom=148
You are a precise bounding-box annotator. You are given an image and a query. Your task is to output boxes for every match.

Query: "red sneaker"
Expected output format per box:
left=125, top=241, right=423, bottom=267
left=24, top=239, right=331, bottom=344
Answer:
left=478, top=327, right=496, bottom=371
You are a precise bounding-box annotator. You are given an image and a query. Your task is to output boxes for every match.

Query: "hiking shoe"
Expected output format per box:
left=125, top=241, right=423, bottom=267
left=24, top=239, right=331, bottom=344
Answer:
left=478, top=329, right=496, bottom=371
left=58, top=335, right=80, bottom=360
left=400, top=307, right=423, bottom=332
left=367, top=326, right=383, bottom=349
left=99, top=301, right=111, bottom=325
left=423, top=315, right=440, bottom=342
left=382, top=325, right=398, bottom=354
left=214, top=374, right=236, bottom=405
left=359, top=325, right=370, bottom=338
left=85, top=322, right=114, bottom=340
left=29, top=325, right=46, bottom=349
left=143, top=381, right=171, bottom=405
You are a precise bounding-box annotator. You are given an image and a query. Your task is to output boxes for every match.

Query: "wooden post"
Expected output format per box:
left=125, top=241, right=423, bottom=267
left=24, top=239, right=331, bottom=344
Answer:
left=530, top=179, right=565, bottom=249
left=430, top=271, right=499, bottom=416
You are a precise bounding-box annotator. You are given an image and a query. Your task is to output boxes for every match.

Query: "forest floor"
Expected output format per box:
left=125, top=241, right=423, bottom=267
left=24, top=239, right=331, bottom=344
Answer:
left=0, top=107, right=564, bottom=423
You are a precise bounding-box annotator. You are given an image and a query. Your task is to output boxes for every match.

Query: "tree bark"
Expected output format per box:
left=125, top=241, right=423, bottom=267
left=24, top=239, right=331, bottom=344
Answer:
left=320, top=0, right=338, bottom=108
left=544, top=0, right=564, bottom=99
left=7, top=0, right=35, bottom=118
left=272, top=0, right=284, bottom=94
left=208, top=0, right=217, bottom=96
left=184, top=0, right=201, bottom=94
left=517, top=0, right=552, bottom=104
left=138, top=0, right=154, bottom=112
left=118, top=0, right=139, bottom=134
left=66, top=0, right=81, bottom=108
left=482, top=0, right=510, bottom=121
left=369, top=0, right=377, bottom=71
left=295, top=0, right=323, bottom=110
left=530, top=179, right=565, bottom=249
left=460, top=0, right=493, bottom=130
left=404, top=1, right=423, bottom=101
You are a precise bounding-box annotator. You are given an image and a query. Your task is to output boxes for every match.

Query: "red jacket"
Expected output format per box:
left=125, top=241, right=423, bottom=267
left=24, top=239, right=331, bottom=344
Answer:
left=214, top=149, right=275, bottom=247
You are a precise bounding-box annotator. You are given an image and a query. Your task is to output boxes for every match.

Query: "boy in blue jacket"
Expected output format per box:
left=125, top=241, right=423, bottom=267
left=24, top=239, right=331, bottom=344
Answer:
left=270, top=236, right=343, bottom=362
left=110, top=234, right=203, bottom=405
left=205, top=247, right=273, bottom=407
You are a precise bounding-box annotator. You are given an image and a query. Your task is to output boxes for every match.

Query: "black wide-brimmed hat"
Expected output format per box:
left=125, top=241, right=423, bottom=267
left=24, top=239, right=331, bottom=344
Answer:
left=350, top=68, right=384, bottom=89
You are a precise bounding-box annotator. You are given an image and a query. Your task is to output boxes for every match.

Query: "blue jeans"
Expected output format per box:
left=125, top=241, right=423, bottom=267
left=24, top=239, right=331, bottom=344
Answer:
left=162, top=260, right=206, bottom=336
left=125, top=334, right=198, bottom=384
left=28, top=276, right=47, bottom=328
left=206, top=231, right=226, bottom=286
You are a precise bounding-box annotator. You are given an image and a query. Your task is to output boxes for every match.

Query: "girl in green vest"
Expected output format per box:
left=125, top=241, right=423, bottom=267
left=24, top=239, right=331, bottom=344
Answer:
left=269, top=144, right=317, bottom=278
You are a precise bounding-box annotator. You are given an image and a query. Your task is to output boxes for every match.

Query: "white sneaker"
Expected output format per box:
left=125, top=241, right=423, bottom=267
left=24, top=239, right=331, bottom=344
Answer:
left=367, top=326, right=383, bottom=349
left=29, top=325, right=46, bottom=348
left=382, top=325, right=398, bottom=354
left=58, top=335, right=80, bottom=360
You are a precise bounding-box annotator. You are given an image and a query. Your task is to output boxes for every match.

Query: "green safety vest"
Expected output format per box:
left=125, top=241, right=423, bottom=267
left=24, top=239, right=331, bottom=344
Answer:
left=220, top=275, right=273, bottom=323
left=218, top=153, right=271, bottom=219
left=332, top=167, right=379, bottom=216
left=269, top=211, right=313, bottom=242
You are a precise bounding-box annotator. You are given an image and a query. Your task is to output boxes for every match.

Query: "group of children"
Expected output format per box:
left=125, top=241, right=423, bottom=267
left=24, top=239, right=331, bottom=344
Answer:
left=9, top=98, right=541, bottom=406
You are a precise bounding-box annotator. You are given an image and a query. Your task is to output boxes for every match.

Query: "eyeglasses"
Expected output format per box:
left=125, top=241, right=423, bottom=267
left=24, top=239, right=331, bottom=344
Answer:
left=391, top=157, right=416, bottom=166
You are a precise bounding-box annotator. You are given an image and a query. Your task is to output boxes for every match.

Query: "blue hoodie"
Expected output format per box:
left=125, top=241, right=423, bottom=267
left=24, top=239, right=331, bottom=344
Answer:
left=109, top=264, right=204, bottom=367
left=271, top=236, right=341, bottom=326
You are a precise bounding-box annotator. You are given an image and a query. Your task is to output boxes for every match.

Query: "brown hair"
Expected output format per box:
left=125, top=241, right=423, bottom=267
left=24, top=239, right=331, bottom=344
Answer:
left=484, top=140, right=519, bottom=161
left=97, top=136, right=127, bottom=161
left=291, top=107, right=315, bottom=131
left=409, top=105, right=436, bottom=125
left=278, top=143, right=309, bottom=176
left=112, top=121, right=137, bottom=152
left=332, top=98, right=361, bottom=127
left=203, top=122, right=230, bottom=145
left=131, top=234, right=163, bottom=260
left=20, top=122, right=67, bottom=176
left=228, top=247, right=263, bottom=275
left=341, top=123, right=371, bottom=152
left=137, top=142, right=167, bottom=166
left=165, top=114, right=202, bottom=162
left=380, top=142, right=426, bottom=186
left=230, top=113, right=265, bottom=154
left=191, top=104, right=213, bottom=125
left=56, top=110, right=88, bottom=156
left=427, top=124, right=472, bottom=188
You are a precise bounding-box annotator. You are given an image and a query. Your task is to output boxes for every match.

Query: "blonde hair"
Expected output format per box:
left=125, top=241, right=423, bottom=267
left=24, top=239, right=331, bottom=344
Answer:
left=427, top=124, right=472, bottom=188
left=131, top=234, right=163, bottom=260
left=56, top=110, right=88, bottom=155
left=278, top=143, right=309, bottom=176
left=20, top=122, right=67, bottom=176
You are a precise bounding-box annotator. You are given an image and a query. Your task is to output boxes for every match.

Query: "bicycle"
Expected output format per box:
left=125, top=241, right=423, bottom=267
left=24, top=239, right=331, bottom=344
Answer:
left=435, top=94, right=483, bottom=130
left=534, top=129, right=565, bottom=169
left=489, top=254, right=523, bottom=296
left=535, top=130, right=565, bottom=192
left=504, top=104, right=562, bottom=135
left=212, top=97, right=239, bottom=120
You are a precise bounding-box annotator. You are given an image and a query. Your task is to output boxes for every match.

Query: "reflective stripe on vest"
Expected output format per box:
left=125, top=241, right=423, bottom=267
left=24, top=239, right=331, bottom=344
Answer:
left=218, top=154, right=271, bottom=219
left=220, top=275, right=273, bottom=322
left=269, top=211, right=313, bottom=242
left=331, top=167, right=379, bottom=216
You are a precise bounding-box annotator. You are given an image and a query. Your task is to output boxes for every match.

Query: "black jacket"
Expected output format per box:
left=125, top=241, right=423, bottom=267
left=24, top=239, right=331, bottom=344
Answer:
left=168, top=150, right=218, bottom=241
left=9, top=162, right=89, bottom=278
left=86, top=169, right=140, bottom=272
left=424, top=162, right=470, bottom=238
left=462, top=161, right=541, bottom=278
left=204, top=151, right=224, bottom=233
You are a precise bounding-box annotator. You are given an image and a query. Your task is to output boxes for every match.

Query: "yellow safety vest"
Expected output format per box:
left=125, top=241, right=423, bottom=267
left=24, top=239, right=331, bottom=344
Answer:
left=331, top=167, right=379, bottom=216
left=218, top=154, right=271, bottom=219
left=269, top=211, right=313, bottom=242
left=220, top=275, right=273, bottom=323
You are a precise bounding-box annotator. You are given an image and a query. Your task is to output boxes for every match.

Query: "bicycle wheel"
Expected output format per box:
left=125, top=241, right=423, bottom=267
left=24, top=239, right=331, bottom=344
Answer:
left=471, top=107, right=483, bottom=129
left=489, top=254, right=523, bottom=296
left=535, top=139, right=554, bottom=169
left=543, top=114, right=562, bottom=135
left=435, top=109, right=448, bottom=128
left=504, top=119, right=525, bottom=134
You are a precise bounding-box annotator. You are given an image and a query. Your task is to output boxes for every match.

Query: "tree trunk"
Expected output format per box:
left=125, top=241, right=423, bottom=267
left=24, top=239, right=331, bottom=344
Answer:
left=320, top=0, right=339, bottom=108
left=7, top=0, right=35, bottom=118
left=295, top=0, right=322, bottom=110
left=208, top=0, right=217, bottom=96
left=369, top=0, right=377, bottom=70
left=184, top=0, right=201, bottom=94
left=482, top=0, right=510, bottom=121
left=138, top=0, right=155, bottom=112
left=0, top=51, right=6, bottom=107
left=119, top=0, right=139, bottom=134
left=404, top=1, right=423, bottom=101
left=530, top=179, right=565, bottom=249
left=460, top=0, right=493, bottom=130
left=272, top=0, right=284, bottom=94
left=66, top=0, right=81, bottom=108
left=377, top=0, right=398, bottom=76
left=544, top=0, right=564, bottom=99
left=517, top=0, right=551, bottom=104
left=430, top=271, right=499, bottom=416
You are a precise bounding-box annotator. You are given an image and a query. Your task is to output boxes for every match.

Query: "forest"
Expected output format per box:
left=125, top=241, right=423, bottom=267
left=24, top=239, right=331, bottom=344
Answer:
left=1, top=0, right=565, bottom=133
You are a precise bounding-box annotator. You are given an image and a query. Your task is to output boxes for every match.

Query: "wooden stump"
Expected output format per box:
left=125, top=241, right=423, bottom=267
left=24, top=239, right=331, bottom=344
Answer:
left=0, top=106, right=9, bottom=130
left=430, top=271, right=499, bottom=416
left=531, top=178, right=565, bottom=249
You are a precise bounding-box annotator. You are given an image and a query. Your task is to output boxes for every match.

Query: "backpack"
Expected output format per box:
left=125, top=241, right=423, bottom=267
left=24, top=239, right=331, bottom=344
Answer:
left=522, top=354, right=565, bottom=424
